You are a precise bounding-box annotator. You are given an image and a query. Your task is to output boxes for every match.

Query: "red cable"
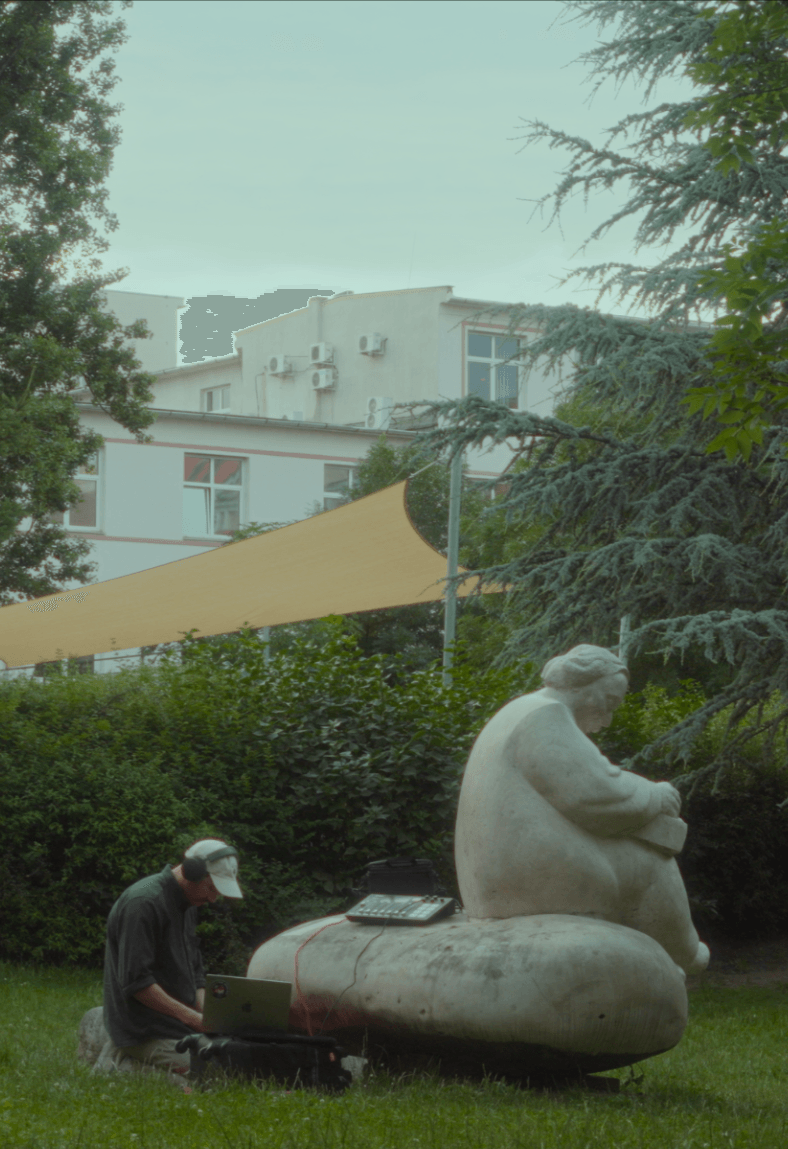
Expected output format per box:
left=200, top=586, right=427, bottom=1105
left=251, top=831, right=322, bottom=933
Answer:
left=293, top=918, right=348, bottom=1035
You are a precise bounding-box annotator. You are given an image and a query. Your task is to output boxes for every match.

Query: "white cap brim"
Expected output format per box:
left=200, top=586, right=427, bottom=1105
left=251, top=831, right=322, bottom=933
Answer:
left=209, top=870, right=243, bottom=899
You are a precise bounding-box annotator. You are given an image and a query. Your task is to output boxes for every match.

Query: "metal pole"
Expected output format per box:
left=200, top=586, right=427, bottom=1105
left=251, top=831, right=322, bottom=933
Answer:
left=618, top=614, right=631, bottom=667
left=442, top=449, right=463, bottom=687
left=261, top=625, right=271, bottom=665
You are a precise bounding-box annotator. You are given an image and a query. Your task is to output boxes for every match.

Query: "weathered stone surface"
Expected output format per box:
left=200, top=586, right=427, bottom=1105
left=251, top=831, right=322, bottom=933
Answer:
left=77, top=1006, right=109, bottom=1066
left=245, top=645, right=712, bottom=1075
left=247, top=910, right=689, bottom=1074
left=455, top=646, right=709, bottom=974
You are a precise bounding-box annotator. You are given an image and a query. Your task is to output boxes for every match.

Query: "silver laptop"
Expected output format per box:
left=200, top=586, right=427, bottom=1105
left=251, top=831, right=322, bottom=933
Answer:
left=202, top=974, right=292, bottom=1035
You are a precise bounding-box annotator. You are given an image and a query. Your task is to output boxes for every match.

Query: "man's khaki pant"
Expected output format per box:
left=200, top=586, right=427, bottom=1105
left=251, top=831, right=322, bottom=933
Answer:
left=114, top=1037, right=191, bottom=1075
left=95, top=1035, right=210, bottom=1085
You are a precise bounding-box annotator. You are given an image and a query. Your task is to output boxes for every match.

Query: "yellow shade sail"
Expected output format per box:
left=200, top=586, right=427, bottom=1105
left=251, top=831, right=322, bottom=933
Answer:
left=0, top=480, right=496, bottom=669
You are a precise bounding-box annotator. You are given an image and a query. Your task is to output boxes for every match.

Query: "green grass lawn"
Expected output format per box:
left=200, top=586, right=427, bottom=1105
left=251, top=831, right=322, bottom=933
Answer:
left=1, top=961, right=787, bottom=1149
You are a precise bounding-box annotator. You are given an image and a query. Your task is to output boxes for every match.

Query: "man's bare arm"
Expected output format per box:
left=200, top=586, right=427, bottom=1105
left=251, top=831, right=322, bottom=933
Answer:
left=133, top=984, right=205, bottom=1032
left=195, top=987, right=205, bottom=1012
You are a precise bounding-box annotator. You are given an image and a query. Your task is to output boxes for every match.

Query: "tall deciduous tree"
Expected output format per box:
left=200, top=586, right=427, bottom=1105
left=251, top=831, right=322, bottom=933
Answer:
left=0, top=0, right=159, bottom=605
left=415, top=0, right=788, bottom=785
left=681, top=0, right=788, bottom=460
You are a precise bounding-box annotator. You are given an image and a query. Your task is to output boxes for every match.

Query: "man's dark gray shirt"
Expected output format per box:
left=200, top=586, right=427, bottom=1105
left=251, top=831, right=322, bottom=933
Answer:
left=103, top=865, right=206, bottom=1047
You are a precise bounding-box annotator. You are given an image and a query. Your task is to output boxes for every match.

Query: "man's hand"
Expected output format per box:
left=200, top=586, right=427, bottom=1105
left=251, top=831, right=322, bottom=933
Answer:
left=134, top=983, right=206, bottom=1032
left=655, top=781, right=681, bottom=817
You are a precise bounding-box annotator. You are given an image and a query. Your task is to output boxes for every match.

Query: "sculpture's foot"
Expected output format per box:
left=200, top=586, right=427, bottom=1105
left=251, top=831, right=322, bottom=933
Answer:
left=689, top=941, right=710, bottom=974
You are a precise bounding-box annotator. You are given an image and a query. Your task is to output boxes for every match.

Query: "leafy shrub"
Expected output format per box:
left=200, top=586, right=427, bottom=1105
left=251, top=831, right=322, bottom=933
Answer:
left=0, top=743, right=195, bottom=965
left=5, top=635, right=788, bottom=971
left=0, top=624, right=533, bottom=969
left=599, top=681, right=788, bottom=937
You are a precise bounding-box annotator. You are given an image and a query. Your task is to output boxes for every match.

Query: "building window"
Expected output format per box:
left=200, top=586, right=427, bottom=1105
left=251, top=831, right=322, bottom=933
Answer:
left=183, top=454, right=243, bottom=537
left=323, top=464, right=358, bottom=510
left=467, top=332, right=522, bottom=408
left=202, top=386, right=231, bottom=412
left=46, top=452, right=100, bottom=529
left=32, top=655, right=94, bottom=677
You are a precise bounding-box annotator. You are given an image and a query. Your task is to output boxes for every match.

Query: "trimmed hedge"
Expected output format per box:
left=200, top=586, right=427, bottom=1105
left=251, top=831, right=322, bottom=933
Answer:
left=3, top=633, right=787, bottom=973
left=0, top=626, right=535, bottom=970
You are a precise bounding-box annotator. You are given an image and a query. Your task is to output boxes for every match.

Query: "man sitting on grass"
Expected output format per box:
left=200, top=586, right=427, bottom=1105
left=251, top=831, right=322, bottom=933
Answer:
left=100, top=838, right=243, bottom=1083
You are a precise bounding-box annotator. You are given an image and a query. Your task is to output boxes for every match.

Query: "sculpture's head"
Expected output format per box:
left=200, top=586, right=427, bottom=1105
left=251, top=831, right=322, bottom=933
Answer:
left=541, top=644, right=629, bottom=734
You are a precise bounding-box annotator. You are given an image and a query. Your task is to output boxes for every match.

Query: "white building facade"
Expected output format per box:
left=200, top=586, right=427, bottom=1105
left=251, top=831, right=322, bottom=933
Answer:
left=147, top=285, right=560, bottom=433
left=8, top=286, right=563, bottom=678
left=103, top=289, right=186, bottom=375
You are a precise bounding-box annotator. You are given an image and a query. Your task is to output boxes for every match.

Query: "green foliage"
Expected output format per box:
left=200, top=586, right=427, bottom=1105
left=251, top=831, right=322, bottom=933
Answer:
left=0, top=625, right=533, bottom=969
left=683, top=0, right=788, bottom=169
left=597, top=680, right=788, bottom=935
left=515, top=1, right=788, bottom=463
left=0, top=0, right=161, bottom=604
left=407, top=0, right=788, bottom=785
left=4, top=628, right=788, bottom=964
left=1, top=749, right=193, bottom=966
left=683, top=226, right=788, bottom=460
left=679, top=1, right=788, bottom=459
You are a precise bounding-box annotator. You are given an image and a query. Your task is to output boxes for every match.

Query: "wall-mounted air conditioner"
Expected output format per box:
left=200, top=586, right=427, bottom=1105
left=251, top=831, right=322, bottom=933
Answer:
left=310, top=342, right=334, bottom=365
left=359, top=332, right=386, bottom=355
left=269, top=354, right=292, bottom=376
left=312, top=369, right=336, bottom=391
left=365, top=395, right=394, bottom=430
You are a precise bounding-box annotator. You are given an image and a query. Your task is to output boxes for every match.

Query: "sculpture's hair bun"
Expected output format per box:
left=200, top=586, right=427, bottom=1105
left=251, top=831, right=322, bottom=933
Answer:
left=542, top=644, right=629, bottom=689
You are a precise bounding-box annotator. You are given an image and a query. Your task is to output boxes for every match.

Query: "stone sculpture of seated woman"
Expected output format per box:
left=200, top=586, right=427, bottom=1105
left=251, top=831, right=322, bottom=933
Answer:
left=454, top=644, right=710, bottom=974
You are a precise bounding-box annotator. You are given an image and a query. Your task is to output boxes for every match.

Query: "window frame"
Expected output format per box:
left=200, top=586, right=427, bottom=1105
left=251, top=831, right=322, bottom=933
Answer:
left=201, top=385, right=231, bottom=412
left=465, top=330, right=525, bottom=409
left=182, top=452, right=245, bottom=539
left=322, top=463, right=359, bottom=511
left=45, top=451, right=101, bottom=531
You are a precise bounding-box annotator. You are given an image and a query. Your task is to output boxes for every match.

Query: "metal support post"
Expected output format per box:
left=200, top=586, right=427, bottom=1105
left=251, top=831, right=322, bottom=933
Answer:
left=618, top=615, right=631, bottom=667
left=442, top=449, right=463, bottom=687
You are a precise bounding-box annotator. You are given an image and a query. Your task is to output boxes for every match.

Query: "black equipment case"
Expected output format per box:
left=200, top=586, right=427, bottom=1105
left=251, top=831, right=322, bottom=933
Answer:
left=176, top=1030, right=352, bottom=1093
left=366, top=856, right=443, bottom=896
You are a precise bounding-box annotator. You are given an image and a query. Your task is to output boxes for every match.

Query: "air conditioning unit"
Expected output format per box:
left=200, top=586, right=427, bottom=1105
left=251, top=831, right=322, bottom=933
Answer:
left=312, top=369, right=336, bottom=391
left=268, top=354, right=292, bottom=376
left=359, top=332, right=386, bottom=355
left=310, top=342, right=334, bottom=365
left=365, top=395, right=394, bottom=430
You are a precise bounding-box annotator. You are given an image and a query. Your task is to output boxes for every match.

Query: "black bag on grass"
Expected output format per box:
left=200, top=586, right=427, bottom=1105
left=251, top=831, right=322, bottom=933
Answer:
left=176, top=1030, right=352, bottom=1093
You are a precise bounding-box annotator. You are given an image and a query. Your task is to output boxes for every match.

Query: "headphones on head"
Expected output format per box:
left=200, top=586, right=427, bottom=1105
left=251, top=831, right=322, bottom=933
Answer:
left=182, top=844, right=238, bottom=884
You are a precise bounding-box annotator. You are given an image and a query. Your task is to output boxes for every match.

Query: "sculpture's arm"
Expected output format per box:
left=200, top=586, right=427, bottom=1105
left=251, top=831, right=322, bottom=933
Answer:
left=509, top=702, right=666, bottom=837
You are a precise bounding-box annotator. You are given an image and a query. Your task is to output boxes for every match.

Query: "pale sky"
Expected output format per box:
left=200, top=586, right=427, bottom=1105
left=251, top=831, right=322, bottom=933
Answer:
left=99, top=0, right=697, bottom=313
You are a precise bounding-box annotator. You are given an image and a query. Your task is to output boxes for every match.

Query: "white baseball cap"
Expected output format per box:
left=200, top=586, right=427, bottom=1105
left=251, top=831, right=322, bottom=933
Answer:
left=184, top=838, right=243, bottom=898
